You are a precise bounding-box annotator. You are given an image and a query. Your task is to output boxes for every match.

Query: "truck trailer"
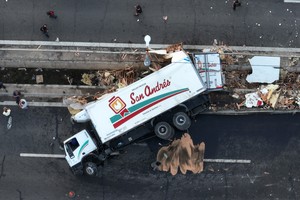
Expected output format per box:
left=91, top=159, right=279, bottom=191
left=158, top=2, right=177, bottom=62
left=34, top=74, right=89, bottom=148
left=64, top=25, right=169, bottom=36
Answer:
left=63, top=51, right=210, bottom=176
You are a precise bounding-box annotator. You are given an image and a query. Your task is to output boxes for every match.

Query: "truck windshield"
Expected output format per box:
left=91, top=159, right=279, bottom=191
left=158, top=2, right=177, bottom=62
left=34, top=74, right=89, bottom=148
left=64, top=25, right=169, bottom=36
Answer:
left=65, top=138, right=80, bottom=159
left=67, top=138, right=80, bottom=151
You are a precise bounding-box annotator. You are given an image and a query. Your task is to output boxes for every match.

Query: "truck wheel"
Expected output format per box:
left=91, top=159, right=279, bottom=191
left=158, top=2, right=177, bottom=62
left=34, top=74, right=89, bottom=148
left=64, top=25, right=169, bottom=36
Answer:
left=154, top=122, right=174, bottom=140
left=84, top=162, right=98, bottom=176
left=172, top=112, right=191, bottom=131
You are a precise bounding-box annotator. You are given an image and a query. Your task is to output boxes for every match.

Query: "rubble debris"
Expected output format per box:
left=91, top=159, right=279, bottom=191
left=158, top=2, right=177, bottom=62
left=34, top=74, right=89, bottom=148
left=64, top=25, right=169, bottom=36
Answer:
left=238, top=84, right=282, bottom=109
left=80, top=67, right=141, bottom=88
left=289, top=57, right=299, bottom=67
left=156, top=133, right=205, bottom=175
left=81, top=73, right=95, bottom=86
left=165, top=43, right=183, bottom=53
left=244, top=92, right=263, bottom=108
left=246, top=56, right=280, bottom=83
left=278, top=96, right=295, bottom=108
left=259, top=84, right=280, bottom=108
left=163, top=43, right=183, bottom=60
left=232, top=93, right=240, bottom=99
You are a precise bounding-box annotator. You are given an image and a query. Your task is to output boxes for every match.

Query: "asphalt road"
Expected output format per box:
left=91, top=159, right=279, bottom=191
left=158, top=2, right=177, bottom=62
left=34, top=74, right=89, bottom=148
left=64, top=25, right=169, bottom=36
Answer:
left=0, top=0, right=299, bottom=47
left=1, top=106, right=300, bottom=199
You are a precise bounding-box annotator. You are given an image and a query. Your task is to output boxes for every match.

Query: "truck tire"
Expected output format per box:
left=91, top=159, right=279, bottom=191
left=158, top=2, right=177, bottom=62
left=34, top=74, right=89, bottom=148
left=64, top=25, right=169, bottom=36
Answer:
left=84, top=162, right=98, bottom=176
left=172, top=112, right=191, bottom=131
left=154, top=122, right=174, bottom=140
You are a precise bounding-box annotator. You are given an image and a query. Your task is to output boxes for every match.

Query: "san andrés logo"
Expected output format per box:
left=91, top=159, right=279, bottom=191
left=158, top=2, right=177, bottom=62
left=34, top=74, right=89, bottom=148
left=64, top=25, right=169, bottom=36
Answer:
left=130, top=79, right=171, bottom=104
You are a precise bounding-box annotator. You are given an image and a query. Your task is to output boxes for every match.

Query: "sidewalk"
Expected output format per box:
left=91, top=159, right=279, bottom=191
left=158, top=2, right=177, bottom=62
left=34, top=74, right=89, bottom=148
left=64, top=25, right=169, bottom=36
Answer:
left=1, top=84, right=298, bottom=115
left=0, top=40, right=299, bottom=70
left=0, top=84, right=103, bottom=107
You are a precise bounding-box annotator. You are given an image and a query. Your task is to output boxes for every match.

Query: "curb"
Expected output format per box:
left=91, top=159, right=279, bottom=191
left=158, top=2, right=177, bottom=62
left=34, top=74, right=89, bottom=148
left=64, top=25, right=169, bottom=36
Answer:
left=0, top=101, right=65, bottom=107
left=1, top=40, right=300, bottom=53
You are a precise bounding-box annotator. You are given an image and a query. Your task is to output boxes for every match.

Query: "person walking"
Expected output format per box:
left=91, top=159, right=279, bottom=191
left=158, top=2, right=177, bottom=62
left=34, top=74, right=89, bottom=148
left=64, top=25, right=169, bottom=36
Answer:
left=0, top=81, right=8, bottom=92
left=3, top=107, right=11, bottom=117
left=233, top=0, right=241, bottom=10
left=13, top=90, right=21, bottom=104
left=19, top=98, right=28, bottom=109
left=46, top=10, right=57, bottom=19
left=40, top=24, right=49, bottom=38
left=3, top=107, right=12, bottom=129
left=134, top=4, right=142, bottom=16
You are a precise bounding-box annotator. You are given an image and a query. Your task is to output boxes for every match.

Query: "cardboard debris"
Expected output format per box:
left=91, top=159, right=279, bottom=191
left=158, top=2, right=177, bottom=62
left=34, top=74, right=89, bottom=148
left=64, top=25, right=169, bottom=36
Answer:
left=156, top=133, right=205, bottom=175
left=36, top=75, right=44, bottom=84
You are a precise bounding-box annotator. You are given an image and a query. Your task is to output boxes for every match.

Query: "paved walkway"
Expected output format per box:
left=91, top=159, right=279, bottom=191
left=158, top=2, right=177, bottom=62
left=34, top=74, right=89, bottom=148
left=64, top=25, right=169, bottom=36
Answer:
left=0, top=84, right=103, bottom=107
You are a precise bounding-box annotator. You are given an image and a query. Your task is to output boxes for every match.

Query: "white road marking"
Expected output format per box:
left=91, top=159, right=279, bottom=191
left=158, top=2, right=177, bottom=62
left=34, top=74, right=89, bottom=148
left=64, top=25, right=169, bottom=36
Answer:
left=284, top=0, right=300, bottom=3
left=20, top=153, right=65, bottom=158
left=204, top=159, right=251, bottom=164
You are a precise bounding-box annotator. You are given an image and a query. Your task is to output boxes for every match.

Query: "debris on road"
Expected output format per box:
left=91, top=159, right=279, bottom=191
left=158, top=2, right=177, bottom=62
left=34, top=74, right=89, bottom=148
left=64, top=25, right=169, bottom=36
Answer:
left=155, top=133, right=205, bottom=175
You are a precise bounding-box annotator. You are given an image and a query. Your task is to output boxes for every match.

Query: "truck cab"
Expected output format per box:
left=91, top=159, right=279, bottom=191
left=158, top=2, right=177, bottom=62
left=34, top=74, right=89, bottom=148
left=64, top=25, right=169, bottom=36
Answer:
left=64, top=129, right=98, bottom=175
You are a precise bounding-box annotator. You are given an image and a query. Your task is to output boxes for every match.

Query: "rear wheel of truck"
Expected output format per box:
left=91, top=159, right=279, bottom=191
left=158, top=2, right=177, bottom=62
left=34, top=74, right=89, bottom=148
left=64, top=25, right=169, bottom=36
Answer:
left=172, top=112, right=191, bottom=131
left=84, top=162, right=98, bottom=176
left=154, top=122, right=174, bottom=140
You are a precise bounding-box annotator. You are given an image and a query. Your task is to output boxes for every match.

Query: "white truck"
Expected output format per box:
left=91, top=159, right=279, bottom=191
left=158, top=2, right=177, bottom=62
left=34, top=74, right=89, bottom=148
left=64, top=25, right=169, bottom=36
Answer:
left=63, top=51, right=210, bottom=176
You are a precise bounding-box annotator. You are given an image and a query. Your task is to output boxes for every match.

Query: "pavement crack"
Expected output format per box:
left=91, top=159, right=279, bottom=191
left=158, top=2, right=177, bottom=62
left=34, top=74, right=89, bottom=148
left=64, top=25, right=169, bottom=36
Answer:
left=164, top=174, right=169, bottom=200
left=288, top=173, right=296, bottom=199
left=223, top=170, right=229, bottom=200
left=16, top=189, right=23, bottom=200
left=0, top=156, right=6, bottom=179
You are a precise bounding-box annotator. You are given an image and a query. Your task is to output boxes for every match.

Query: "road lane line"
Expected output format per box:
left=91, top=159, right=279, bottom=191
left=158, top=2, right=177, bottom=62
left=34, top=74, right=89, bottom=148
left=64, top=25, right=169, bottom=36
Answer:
left=284, top=0, right=300, bottom=3
left=20, top=153, right=65, bottom=158
left=204, top=159, right=251, bottom=164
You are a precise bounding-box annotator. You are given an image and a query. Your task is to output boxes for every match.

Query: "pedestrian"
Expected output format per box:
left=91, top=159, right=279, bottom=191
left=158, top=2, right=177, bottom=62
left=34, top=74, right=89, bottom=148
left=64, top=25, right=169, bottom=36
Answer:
left=40, top=24, right=49, bottom=38
left=0, top=81, right=8, bottom=92
left=13, top=90, right=21, bottom=104
left=134, top=4, right=142, bottom=16
left=19, top=99, right=28, bottom=109
left=233, top=0, right=241, bottom=10
left=3, top=107, right=11, bottom=117
left=46, top=10, right=57, bottom=19
left=163, top=16, right=168, bottom=22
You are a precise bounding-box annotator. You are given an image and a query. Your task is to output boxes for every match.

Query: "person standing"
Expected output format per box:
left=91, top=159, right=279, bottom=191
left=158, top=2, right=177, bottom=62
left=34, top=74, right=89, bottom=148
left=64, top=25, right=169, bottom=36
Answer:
left=19, top=99, right=28, bottom=109
left=46, top=10, right=57, bottom=19
left=13, top=90, right=21, bottom=104
left=134, top=4, right=142, bottom=16
left=3, top=107, right=11, bottom=117
left=0, top=81, right=8, bottom=92
left=233, top=0, right=241, bottom=10
left=40, top=24, right=49, bottom=38
left=3, top=107, right=12, bottom=129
